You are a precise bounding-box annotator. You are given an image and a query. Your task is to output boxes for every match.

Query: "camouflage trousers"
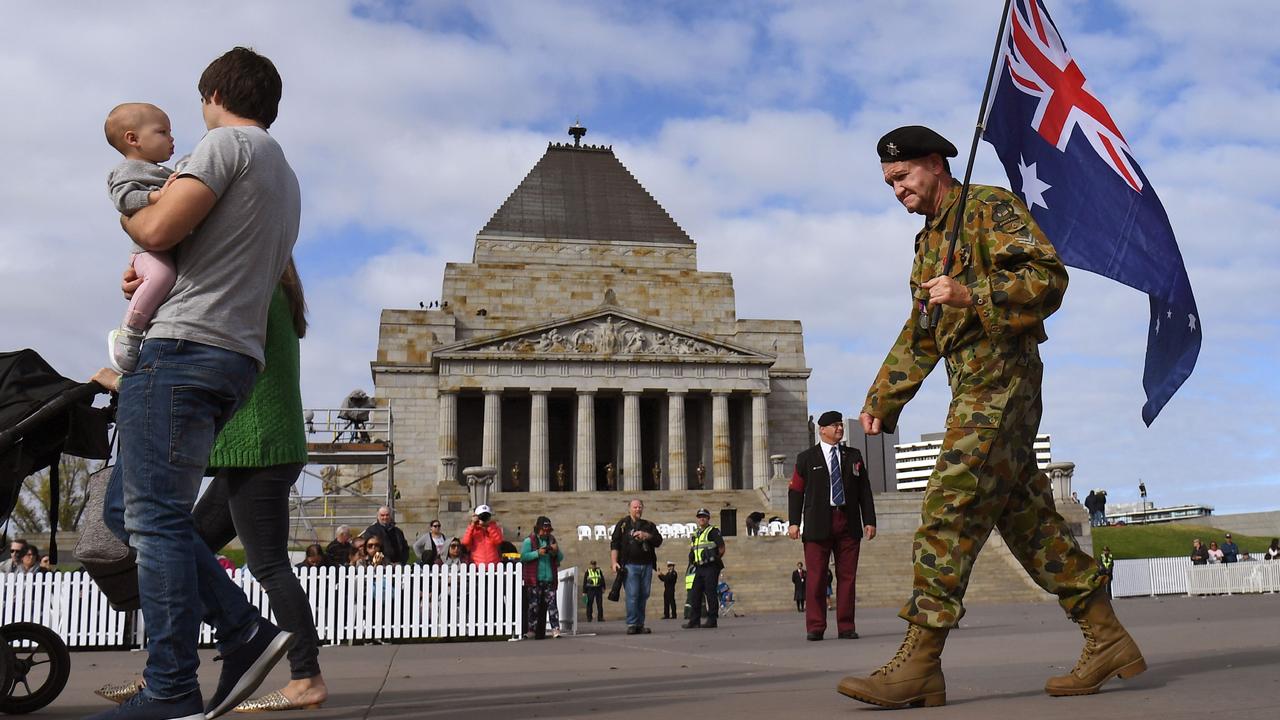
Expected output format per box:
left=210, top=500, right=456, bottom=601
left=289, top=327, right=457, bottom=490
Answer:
left=900, top=363, right=1102, bottom=628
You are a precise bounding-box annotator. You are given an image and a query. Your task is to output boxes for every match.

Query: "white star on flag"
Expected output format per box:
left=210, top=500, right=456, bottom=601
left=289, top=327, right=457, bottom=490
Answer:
left=1188, top=314, right=1197, bottom=332
left=1018, top=155, right=1051, bottom=210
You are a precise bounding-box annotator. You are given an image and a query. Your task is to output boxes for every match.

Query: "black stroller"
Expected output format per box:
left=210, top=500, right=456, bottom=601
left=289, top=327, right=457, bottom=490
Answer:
left=0, top=349, right=114, bottom=714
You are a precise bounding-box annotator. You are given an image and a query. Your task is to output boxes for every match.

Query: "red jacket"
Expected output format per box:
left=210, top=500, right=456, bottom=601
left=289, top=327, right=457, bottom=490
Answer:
left=462, top=521, right=504, bottom=565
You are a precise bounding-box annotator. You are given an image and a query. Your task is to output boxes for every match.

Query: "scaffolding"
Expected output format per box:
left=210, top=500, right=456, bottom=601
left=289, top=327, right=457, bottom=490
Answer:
left=290, top=404, right=397, bottom=544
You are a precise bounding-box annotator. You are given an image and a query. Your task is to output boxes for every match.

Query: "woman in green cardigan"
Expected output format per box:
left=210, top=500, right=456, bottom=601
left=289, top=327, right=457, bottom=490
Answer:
left=191, top=260, right=328, bottom=712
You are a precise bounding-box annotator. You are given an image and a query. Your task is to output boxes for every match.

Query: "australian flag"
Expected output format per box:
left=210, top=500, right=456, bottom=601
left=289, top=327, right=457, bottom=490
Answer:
left=982, top=0, right=1200, bottom=426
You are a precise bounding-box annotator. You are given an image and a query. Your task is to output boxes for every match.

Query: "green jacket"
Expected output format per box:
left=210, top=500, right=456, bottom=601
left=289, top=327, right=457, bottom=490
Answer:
left=208, top=287, right=307, bottom=469
left=863, top=184, right=1068, bottom=432
left=520, top=535, right=564, bottom=583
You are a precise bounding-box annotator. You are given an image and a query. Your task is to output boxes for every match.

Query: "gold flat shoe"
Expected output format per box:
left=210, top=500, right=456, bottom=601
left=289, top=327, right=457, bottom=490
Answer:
left=95, top=679, right=144, bottom=704
left=233, top=690, right=323, bottom=713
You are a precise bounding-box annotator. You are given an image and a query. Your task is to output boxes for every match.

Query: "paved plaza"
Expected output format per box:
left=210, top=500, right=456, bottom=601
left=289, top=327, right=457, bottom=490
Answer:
left=39, top=594, right=1278, bottom=719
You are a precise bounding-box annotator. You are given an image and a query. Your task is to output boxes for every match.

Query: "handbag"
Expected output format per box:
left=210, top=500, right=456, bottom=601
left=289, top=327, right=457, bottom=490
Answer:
left=74, top=465, right=140, bottom=611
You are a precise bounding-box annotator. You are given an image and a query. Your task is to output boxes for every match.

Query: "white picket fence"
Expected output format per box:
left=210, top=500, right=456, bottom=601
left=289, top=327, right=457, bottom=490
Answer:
left=1112, top=557, right=1280, bottom=598
left=0, top=564, right=523, bottom=649
left=0, top=571, right=131, bottom=647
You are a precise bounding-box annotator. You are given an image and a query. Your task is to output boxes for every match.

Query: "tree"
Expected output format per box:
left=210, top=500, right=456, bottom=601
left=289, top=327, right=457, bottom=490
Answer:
left=7, top=455, right=102, bottom=535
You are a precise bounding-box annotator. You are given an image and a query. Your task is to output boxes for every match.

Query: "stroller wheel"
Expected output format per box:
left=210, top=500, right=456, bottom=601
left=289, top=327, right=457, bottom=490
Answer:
left=0, top=637, right=12, bottom=699
left=0, top=622, right=71, bottom=715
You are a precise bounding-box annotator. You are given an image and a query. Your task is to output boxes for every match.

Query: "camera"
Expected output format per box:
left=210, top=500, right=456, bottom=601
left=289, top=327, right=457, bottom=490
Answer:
left=478, top=512, right=492, bottom=522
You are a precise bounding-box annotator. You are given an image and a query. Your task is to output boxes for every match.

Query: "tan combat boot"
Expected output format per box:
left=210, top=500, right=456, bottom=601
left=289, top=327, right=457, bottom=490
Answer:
left=1045, top=593, right=1146, bottom=696
left=837, top=623, right=949, bottom=708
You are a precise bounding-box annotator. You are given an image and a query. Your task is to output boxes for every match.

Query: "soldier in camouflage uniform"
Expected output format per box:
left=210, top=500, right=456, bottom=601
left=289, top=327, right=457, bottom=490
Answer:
left=837, top=126, right=1145, bottom=709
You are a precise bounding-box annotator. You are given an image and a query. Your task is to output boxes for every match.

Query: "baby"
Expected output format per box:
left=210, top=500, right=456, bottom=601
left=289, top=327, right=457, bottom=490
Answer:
left=103, top=102, right=178, bottom=372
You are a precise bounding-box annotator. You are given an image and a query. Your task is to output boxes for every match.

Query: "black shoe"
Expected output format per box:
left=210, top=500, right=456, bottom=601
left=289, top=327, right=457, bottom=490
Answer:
left=626, top=625, right=639, bottom=635
left=838, top=630, right=859, bottom=639
left=703, top=621, right=717, bottom=629
left=204, top=619, right=294, bottom=719
left=597, top=618, right=604, bottom=622
left=806, top=631, right=823, bottom=641
left=638, top=625, right=651, bottom=634
left=85, top=690, right=204, bottom=720
left=682, top=621, right=701, bottom=629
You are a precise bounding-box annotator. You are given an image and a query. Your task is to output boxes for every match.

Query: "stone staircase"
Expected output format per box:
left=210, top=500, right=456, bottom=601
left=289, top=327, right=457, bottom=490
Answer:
left=464, top=490, right=1092, bottom=617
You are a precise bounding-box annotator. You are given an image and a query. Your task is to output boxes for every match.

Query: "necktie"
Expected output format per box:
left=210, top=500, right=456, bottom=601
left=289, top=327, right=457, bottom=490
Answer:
left=829, top=446, right=845, bottom=506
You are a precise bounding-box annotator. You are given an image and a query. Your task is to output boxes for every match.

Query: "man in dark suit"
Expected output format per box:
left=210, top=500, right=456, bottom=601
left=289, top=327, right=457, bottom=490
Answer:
left=788, top=410, right=877, bottom=641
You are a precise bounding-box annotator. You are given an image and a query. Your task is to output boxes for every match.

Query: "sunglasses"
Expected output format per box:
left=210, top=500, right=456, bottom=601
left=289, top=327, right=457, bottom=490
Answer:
left=367, top=543, right=383, bottom=549
left=431, top=524, right=441, bottom=528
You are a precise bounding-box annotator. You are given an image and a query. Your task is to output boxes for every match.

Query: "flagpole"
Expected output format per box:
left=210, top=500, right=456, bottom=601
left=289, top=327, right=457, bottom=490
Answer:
left=932, top=0, right=1015, bottom=328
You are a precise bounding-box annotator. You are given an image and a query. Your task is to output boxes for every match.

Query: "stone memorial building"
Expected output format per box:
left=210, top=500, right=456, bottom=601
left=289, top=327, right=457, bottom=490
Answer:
left=372, top=126, right=811, bottom=515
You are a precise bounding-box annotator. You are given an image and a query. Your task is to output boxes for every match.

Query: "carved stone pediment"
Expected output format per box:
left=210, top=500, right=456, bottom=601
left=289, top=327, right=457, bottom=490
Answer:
left=433, top=307, right=773, bottom=363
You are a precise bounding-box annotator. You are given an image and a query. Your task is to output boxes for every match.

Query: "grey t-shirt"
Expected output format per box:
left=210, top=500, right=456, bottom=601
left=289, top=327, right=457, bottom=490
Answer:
left=146, top=126, right=300, bottom=367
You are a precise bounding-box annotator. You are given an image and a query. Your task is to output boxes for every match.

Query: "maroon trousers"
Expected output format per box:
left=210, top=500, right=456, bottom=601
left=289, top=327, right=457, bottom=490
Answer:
left=802, top=506, right=862, bottom=635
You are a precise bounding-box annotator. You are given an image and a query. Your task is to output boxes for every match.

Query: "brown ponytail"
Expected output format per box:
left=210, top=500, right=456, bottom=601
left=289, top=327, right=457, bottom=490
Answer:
left=280, top=257, right=308, bottom=339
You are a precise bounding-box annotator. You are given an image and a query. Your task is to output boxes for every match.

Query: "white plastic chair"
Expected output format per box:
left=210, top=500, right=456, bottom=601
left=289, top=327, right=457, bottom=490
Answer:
left=769, top=520, right=786, bottom=536
left=577, top=525, right=592, bottom=541
left=593, top=524, right=608, bottom=541
left=756, top=522, right=773, bottom=537
left=657, top=523, right=673, bottom=539
left=685, top=522, right=698, bottom=537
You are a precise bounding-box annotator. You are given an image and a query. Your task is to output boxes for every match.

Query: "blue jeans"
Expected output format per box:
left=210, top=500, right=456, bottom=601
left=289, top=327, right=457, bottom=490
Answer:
left=624, top=563, right=653, bottom=627
left=106, top=339, right=262, bottom=700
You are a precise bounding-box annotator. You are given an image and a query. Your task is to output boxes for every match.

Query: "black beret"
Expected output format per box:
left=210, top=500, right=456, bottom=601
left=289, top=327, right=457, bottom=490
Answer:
left=817, top=410, right=842, bottom=427
left=877, top=125, right=958, bottom=163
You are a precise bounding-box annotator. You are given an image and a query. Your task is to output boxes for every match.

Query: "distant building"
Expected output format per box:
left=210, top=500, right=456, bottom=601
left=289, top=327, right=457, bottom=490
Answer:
left=842, top=419, right=899, bottom=494
left=894, top=432, right=1052, bottom=491
left=1106, top=502, right=1213, bottom=526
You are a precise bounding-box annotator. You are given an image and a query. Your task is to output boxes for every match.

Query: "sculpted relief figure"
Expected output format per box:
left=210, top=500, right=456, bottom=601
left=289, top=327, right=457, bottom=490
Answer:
left=535, top=328, right=565, bottom=352
left=570, top=327, right=595, bottom=353
left=649, top=331, right=670, bottom=353
left=484, top=316, right=732, bottom=357
left=624, top=328, right=646, bottom=353
left=594, top=317, right=622, bottom=354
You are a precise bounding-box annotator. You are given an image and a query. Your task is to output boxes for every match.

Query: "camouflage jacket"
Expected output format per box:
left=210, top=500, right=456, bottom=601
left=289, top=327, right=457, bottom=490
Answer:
left=862, top=183, right=1068, bottom=431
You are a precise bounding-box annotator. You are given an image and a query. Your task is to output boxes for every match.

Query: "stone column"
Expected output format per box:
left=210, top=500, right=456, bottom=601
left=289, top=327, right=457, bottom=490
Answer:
left=667, top=391, right=687, bottom=491
left=482, top=389, right=502, bottom=480
left=622, top=391, right=642, bottom=492
left=712, top=391, right=732, bottom=490
left=438, top=391, right=457, bottom=484
left=529, top=391, right=549, bottom=493
left=575, top=390, right=595, bottom=492
left=752, top=392, right=770, bottom=490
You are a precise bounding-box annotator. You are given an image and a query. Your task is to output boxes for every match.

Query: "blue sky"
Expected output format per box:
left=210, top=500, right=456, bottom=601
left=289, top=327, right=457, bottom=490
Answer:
left=3, top=1, right=1277, bottom=515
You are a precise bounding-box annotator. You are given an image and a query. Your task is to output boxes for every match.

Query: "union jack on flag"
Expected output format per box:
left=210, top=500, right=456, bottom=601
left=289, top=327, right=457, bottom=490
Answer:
left=983, top=0, right=1201, bottom=425
left=1002, top=0, right=1140, bottom=193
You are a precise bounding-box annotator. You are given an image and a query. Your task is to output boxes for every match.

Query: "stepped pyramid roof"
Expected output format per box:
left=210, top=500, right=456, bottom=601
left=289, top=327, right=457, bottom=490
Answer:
left=481, top=140, right=691, bottom=245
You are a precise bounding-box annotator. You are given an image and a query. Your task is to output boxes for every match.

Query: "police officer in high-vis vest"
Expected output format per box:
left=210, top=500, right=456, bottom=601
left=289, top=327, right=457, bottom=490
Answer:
left=583, top=560, right=605, bottom=622
left=683, top=508, right=726, bottom=629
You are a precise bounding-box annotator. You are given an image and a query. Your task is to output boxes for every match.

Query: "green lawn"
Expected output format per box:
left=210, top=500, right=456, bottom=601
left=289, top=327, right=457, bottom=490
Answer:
left=1093, top=523, right=1276, bottom=560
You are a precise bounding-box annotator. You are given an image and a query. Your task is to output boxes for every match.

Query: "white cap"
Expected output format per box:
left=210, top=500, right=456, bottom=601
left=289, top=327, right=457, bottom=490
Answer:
left=475, top=504, right=492, bottom=515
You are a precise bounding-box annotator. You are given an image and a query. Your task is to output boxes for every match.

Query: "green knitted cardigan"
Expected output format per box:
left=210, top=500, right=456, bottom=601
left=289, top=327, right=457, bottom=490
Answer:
left=208, top=286, right=307, bottom=469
